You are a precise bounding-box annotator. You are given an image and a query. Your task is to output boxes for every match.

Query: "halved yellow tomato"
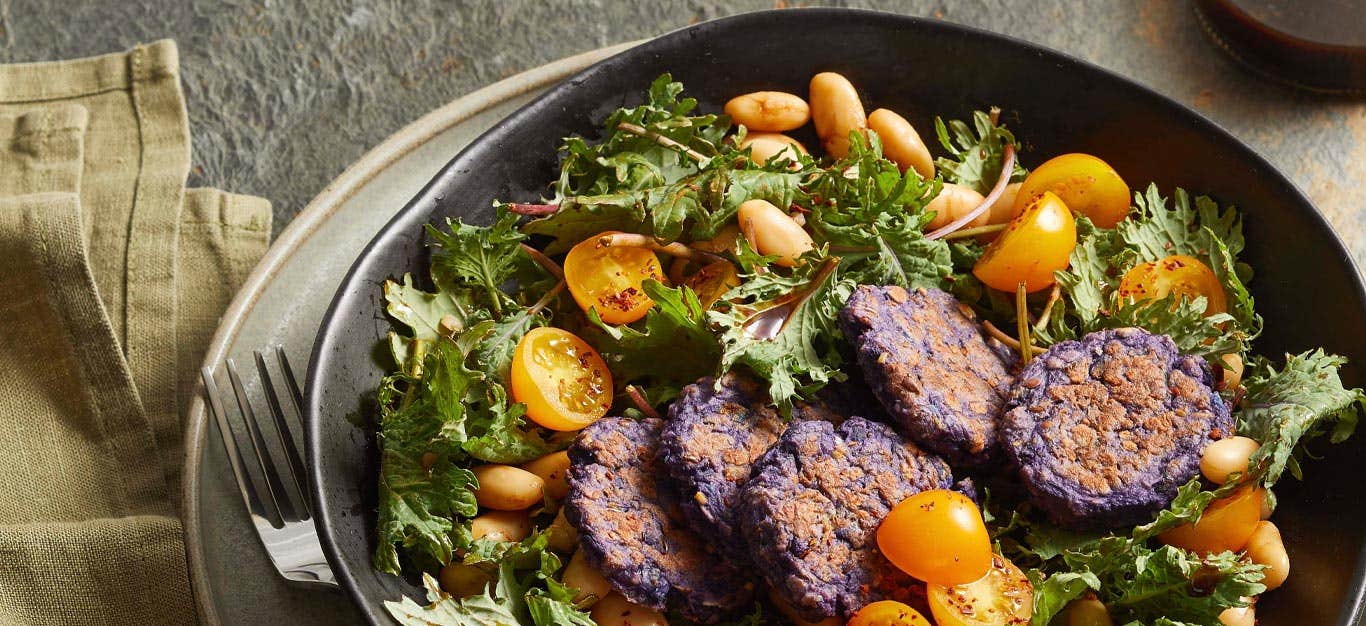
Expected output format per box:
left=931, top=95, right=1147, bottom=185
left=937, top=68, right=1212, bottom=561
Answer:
left=847, top=600, right=933, bottom=626
left=878, top=489, right=993, bottom=586
left=973, top=191, right=1077, bottom=293
left=1014, top=153, right=1131, bottom=228
left=564, top=231, right=666, bottom=325
left=509, top=327, right=612, bottom=431
left=683, top=260, right=740, bottom=309
left=1159, top=485, right=1265, bottom=556
left=928, top=554, right=1034, bottom=626
left=1118, top=254, right=1227, bottom=316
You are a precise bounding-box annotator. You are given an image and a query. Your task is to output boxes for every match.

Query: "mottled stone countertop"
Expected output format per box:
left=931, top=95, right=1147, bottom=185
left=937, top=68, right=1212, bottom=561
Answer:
left=1, top=0, right=1360, bottom=264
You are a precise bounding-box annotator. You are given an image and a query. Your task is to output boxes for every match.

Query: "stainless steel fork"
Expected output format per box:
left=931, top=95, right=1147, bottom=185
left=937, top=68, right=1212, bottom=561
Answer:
left=201, top=347, right=337, bottom=588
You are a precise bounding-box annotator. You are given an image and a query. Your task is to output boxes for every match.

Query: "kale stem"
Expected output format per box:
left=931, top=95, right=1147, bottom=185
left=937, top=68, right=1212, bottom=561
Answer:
left=625, top=385, right=662, bottom=420
left=616, top=122, right=709, bottom=163
left=399, top=339, right=431, bottom=410
left=983, top=320, right=1044, bottom=357
left=596, top=232, right=727, bottom=264
left=941, top=224, right=1008, bottom=240
left=483, top=275, right=505, bottom=317
left=1034, top=283, right=1062, bottom=332
left=1016, top=282, right=1034, bottom=365
left=527, top=280, right=567, bottom=317
left=520, top=243, right=564, bottom=279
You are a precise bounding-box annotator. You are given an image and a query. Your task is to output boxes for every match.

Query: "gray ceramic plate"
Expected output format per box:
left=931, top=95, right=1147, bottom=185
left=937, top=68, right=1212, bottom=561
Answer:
left=180, top=42, right=635, bottom=626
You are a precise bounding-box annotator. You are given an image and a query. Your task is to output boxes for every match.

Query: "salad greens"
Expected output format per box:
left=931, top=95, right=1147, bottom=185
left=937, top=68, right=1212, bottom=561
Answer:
left=372, top=74, right=1364, bottom=626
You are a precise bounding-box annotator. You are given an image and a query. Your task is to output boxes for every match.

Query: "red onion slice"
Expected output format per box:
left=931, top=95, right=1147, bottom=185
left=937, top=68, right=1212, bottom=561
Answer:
left=926, top=143, right=1016, bottom=240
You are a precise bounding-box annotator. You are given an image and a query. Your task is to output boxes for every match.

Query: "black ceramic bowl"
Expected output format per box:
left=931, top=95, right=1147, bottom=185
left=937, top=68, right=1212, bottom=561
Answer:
left=306, top=8, right=1366, bottom=625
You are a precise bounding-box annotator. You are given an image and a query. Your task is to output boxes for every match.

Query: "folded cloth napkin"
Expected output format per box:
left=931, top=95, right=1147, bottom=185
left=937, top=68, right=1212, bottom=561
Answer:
left=0, top=41, right=270, bottom=625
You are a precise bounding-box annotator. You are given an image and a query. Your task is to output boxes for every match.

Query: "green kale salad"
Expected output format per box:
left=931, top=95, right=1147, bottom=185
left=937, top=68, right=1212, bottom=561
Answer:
left=370, top=73, right=1364, bottom=626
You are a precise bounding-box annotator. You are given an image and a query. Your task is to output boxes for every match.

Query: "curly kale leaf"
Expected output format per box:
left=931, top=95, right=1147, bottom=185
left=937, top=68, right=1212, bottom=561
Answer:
left=804, top=132, right=953, bottom=290
left=709, top=250, right=851, bottom=413
left=427, top=212, right=527, bottom=316
left=1049, top=188, right=1259, bottom=356
left=385, top=532, right=593, bottom=626
left=525, top=160, right=803, bottom=253
left=1029, top=536, right=1263, bottom=626
left=934, top=109, right=1028, bottom=195
left=1119, top=185, right=1259, bottom=333
left=557, top=73, right=728, bottom=198
left=1238, top=350, right=1364, bottom=485
left=588, top=280, right=720, bottom=405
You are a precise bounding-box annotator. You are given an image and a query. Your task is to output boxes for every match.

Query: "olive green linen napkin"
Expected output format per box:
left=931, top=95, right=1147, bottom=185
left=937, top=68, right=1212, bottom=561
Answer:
left=0, top=41, right=272, bottom=625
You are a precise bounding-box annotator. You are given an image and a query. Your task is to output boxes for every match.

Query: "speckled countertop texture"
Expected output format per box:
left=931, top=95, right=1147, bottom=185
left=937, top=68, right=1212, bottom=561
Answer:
left=0, top=0, right=1360, bottom=264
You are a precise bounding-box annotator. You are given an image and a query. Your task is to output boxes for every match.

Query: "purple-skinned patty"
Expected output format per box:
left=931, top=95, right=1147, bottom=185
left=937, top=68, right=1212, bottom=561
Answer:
left=1000, top=327, right=1233, bottom=529
left=839, top=285, right=1018, bottom=466
left=565, top=417, right=754, bottom=623
left=740, top=416, right=952, bottom=621
left=658, top=373, right=843, bottom=555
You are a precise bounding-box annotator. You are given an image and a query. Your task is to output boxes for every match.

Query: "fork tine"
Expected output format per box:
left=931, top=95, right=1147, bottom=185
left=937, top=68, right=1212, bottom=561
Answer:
left=202, top=367, right=280, bottom=528
left=275, top=347, right=305, bottom=431
left=255, top=350, right=313, bottom=519
left=226, top=358, right=297, bottom=526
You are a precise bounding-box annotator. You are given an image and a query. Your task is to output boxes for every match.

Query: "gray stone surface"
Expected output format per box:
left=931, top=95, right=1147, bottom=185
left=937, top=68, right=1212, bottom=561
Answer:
left=0, top=0, right=1361, bottom=264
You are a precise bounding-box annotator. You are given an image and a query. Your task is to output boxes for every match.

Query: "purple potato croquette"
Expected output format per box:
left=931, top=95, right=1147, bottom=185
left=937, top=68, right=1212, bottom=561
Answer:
left=1000, top=327, right=1233, bottom=529
left=658, top=373, right=844, bottom=554
left=740, top=416, right=953, bottom=621
left=839, top=285, right=1018, bottom=467
left=565, top=417, right=754, bottom=623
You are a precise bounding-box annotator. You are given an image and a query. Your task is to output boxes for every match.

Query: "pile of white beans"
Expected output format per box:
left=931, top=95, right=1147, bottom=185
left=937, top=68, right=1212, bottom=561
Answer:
left=724, top=72, right=1024, bottom=270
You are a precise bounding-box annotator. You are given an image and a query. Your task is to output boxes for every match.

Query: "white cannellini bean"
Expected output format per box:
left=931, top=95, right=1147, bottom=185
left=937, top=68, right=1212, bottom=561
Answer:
left=724, top=91, right=810, bottom=131
left=739, top=132, right=808, bottom=168
left=924, top=183, right=989, bottom=231
left=472, top=464, right=545, bottom=511
left=867, top=108, right=934, bottom=179
left=520, top=450, right=571, bottom=500
left=470, top=509, right=532, bottom=543
left=1200, top=436, right=1260, bottom=485
left=590, top=593, right=670, bottom=626
left=546, top=508, right=578, bottom=553
left=438, top=562, right=493, bottom=597
left=737, top=199, right=813, bottom=267
left=1245, top=521, right=1289, bottom=590
left=1218, top=605, right=1255, bottom=626
left=809, top=72, right=867, bottom=158
left=562, top=549, right=612, bottom=605
left=1064, top=597, right=1114, bottom=626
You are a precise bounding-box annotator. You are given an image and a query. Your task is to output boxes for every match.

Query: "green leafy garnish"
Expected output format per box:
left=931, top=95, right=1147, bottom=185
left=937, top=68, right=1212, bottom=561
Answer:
left=374, top=219, right=568, bottom=576
left=385, top=532, right=593, bottom=626
left=709, top=250, right=850, bottom=413
left=588, top=280, right=719, bottom=405
left=804, top=132, right=953, bottom=290
left=427, top=212, right=527, bottom=316
left=934, top=109, right=1028, bottom=195
left=1239, top=349, right=1364, bottom=484
left=1047, top=185, right=1260, bottom=358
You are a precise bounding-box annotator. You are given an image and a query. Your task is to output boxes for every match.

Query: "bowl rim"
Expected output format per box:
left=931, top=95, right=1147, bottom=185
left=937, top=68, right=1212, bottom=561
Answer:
left=305, top=7, right=1366, bottom=625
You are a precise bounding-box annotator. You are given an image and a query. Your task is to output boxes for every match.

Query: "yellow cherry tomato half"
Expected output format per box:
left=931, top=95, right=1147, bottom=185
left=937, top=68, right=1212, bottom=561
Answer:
left=1118, top=254, right=1228, bottom=316
left=1159, top=485, right=1265, bottom=556
left=510, top=327, right=613, bottom=431
left=847, top=600, right=933, bottom=626
left=683, top=260, right=740, bottom=309
left=928, top=554, right=1035, bottom=626
left=564, top=231, right=666, bottom=325
left=1014, top=153, right=1131, bottom=228
left=973, top=191, right=1077, bottom=293
left=877, top=489, right=993, bottom=586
